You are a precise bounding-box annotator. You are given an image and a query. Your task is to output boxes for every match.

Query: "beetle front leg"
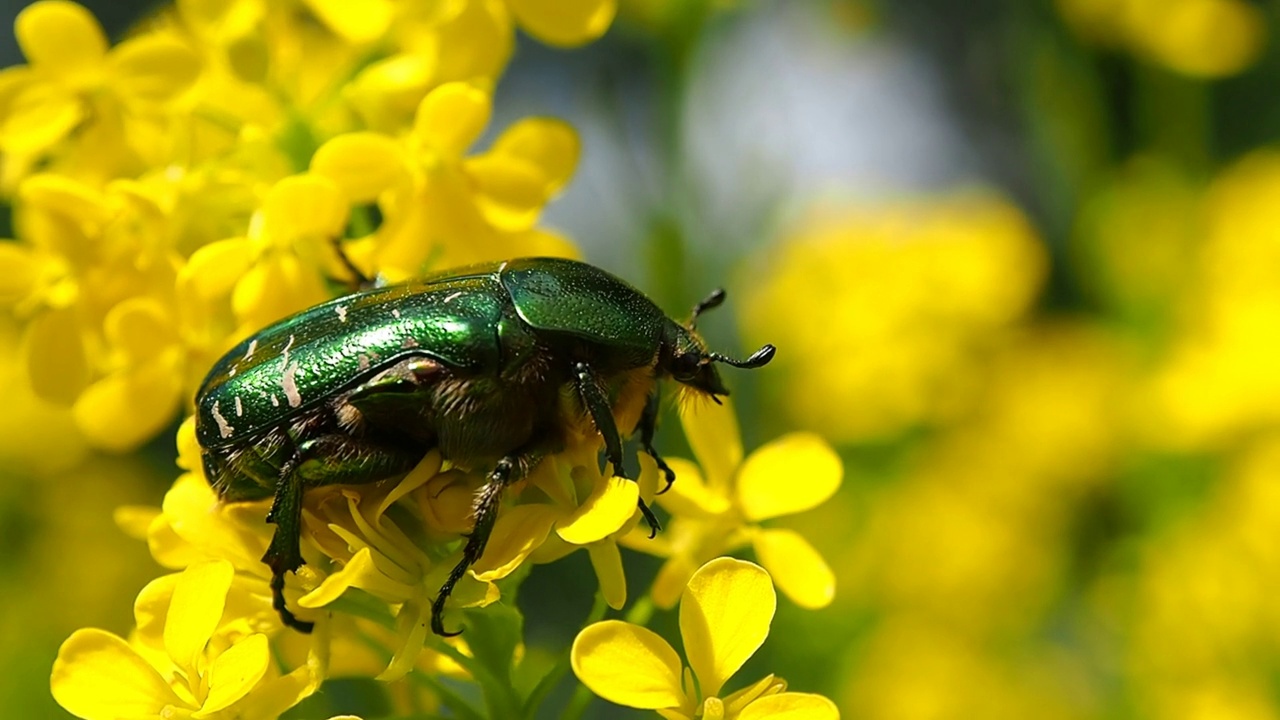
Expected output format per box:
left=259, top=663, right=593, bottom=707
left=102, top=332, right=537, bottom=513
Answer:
left=573, top=361, right=660, bottom=538
left=431, top=449, right=544, bottom=637
left=639, top=389, right=676, bottom=494
left=263, top=460, right=315, bottom=634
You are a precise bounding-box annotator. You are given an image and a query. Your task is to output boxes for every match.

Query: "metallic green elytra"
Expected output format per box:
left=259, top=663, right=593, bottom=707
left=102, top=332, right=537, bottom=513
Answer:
left=194, top=257, right=775, bottom=636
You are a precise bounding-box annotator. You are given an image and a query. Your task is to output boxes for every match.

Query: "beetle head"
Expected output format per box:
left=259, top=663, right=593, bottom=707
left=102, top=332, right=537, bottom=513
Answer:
left=662, top=288, right=776, bottom=401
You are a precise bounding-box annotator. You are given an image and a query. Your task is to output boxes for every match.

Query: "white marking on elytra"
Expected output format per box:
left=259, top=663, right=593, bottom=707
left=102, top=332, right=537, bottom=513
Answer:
left=234, top=396, right=243, bottom=417
left=443, top=291, right=462, bottom=303
left=282, top=362, right=302, bottom=408
left=335, top=304, right=348, bottom=322
left=281, top=334, right=295, bottom=369
left=211, top=401, right=234, bottom=438
left=270, top=395, right=280, bottom=407
left=244, top=339, right=258, bottom=361
left=392, top=308, right=401, bottom=319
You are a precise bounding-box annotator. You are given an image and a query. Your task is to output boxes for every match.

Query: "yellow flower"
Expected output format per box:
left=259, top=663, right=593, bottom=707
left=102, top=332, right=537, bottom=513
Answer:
left=741, top=195, right=1045, bottom=442
left=1144, top=151, right=1280, bottom=449
left=3, top=173, right=189, bottom=450
left=296, top=451, right=498, bottom=682
left=622, top=399, right=842, bottom=610
left=1, top=0, right=201, bottom=186
left=311, top=81, right=579, bottom=280
left=474, top=446, right=657, bottom=610
left=178, top=172, right=348, bottom=343
left=572, top=557, right=839, bottom=719
left=51, top=560, right=321, bottom=720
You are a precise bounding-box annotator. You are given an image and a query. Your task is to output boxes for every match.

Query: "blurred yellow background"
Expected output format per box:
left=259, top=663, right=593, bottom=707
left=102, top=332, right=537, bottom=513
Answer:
left=5, top=0, right=1280, bottom=717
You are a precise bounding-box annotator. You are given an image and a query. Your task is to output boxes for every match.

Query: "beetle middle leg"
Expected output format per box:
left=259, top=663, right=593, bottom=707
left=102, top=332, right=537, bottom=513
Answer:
left=263, top=433, right=423, bottom=633
left=432, top=447, right=546, bottom=637
left=639, top=390, right=676, bottom=494
left=572, top=361, right=661, bottom=538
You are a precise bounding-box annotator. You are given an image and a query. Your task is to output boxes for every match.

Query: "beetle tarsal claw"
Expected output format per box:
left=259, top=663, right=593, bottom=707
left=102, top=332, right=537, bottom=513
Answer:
left=638, top=499, right=661, bottom=538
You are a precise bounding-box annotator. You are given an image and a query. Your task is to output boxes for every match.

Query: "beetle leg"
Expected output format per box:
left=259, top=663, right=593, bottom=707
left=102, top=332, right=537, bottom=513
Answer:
left=262, top=458, right=315, bottom=634
left=264, top=434, right=423, bottom=634
left=573, top=362, right=660, bottom=538
left=572, top=361, right=629, bottom=479
left=639, top=390, right=676, bottom=494
left=432, top=449, right=545, bottom=637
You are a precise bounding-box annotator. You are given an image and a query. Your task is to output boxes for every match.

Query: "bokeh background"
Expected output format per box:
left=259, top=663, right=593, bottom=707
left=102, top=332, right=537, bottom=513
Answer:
left=5, top=0, right=1280, bottom=717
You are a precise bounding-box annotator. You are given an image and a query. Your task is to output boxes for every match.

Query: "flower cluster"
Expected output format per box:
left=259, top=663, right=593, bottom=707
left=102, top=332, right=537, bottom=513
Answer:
left=0, top=0, right=595, bottom=453
left=740, top=194, right=1046, bottom=443
left=21, top=6, right=844, bottom=717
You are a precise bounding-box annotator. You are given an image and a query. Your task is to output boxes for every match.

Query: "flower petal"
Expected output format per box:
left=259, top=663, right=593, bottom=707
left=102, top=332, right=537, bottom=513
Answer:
left=505, top=227, right=581, bottom=259
left=302, top=0, right=392, bottom=43
left=752, top=529, right=835, bottom=609
left=0, top=81, right=82, bottom=153
left=418, top=468, right=480, bottom=535
left=680, top=398, right=742, bottom=492
left=72, top=359, right=183, bottom=452
left=722, top=673, right=784, bottom=716
left=23, top=308, right=89, bottom=405
left=658, top=457, right=731, bottom=518
left=472, top=503, right=558, bottom=581
left=298, top=547, right=414, bottom=608
left=508, top=0, right=616, bottom=47
left=465, top=154, right=547, bottom=232
left=195, top=633, right=270, bottom=716
left=16, top=1, right=107, bottom=79
left=180, top=237, right=253, bottom=302
left=0, top=243, right=38, bottom=304
left=490, top=117, right=579, bottom=195
left=256, top=174, right=348, bottom=245
left=556, top=475, right=639, bottom=545
left=311, top=132, right=410, bottom=204
left=433, top=0, right=512, bottom=81
left=587, top=541, right=626, bottom=610
left=738, top=433, right=842, bottom=521
left=165, top=559, right=235, bottom=672
left=737, top=692, right=841, bottom=720
left=51, top=628, right=185, bottom=719
left=110, top=32, right=201, bottom=104
left=572, top=620, right=685, bottom=709
left=413, top=82, right=490, bottom=158
left=679, top=557, right=775, bottom=697
left=103, top=297, right=175, bottom=364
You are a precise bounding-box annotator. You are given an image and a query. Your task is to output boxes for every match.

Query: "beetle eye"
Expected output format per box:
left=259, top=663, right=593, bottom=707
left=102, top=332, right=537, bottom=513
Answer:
left=671, top=352, right=701, bottom=379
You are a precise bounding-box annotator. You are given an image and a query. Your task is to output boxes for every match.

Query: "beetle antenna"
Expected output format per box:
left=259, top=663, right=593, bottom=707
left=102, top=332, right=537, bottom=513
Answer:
left=709, top=344, right=775, bottom=369
left=689, top=288, right=727, bottom=328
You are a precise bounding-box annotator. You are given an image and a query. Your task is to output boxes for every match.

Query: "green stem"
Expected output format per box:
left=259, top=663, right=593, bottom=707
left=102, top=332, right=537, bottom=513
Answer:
left=1134, top=62, right=1210, bottom=172
left=624, top=594, right=655, bottom=627
left=427, top=635, right=522, bottom=720
left=406, top=671, right=486, bottom=720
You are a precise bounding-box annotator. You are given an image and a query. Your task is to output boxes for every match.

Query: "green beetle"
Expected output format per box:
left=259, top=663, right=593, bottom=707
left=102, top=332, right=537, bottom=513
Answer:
left=195, top=257, right=774, bottom=636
